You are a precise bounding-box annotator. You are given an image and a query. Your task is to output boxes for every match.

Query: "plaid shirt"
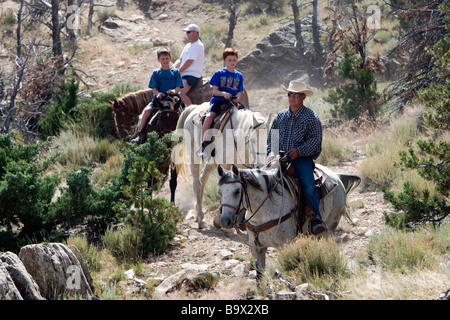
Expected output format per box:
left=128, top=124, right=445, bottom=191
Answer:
left=267, top=105, right=322, bottom=159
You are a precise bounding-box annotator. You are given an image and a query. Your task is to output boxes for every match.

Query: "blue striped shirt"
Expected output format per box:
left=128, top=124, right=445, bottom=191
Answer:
left=267, top=105, right=322, bottom=159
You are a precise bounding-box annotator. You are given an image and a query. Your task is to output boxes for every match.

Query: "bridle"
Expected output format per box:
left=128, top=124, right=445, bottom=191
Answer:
left=218, top=163, right=298, bottom=243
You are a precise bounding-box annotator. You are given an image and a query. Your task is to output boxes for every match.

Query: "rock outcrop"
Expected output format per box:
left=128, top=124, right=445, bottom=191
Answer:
left=236, top=24, right=314, bottom=89
left=0, top=243, right=95, bottom=300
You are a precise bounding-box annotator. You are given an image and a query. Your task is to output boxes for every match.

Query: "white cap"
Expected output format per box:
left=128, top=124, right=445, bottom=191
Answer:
left=183, top=24, right=200, bottom=33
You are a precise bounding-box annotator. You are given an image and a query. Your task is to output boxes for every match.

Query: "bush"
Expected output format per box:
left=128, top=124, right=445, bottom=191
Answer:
left=103, top=224, right=143, bottom=263
left=277, top=236, right=348, bottom=289
left=51, top=167, right=122, bottom=230
left=114, top=132, right=183, bottom=258
left=324, top=42, right=382, bottom=121
left=38, top=72, right=79, bottom=139
left=0, top=133, right=60, bottom=251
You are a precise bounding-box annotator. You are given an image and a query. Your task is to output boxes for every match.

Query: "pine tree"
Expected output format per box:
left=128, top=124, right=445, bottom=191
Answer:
left=382, top=4, right=449, bottom=230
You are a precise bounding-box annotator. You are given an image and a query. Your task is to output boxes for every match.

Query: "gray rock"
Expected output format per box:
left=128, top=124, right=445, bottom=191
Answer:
left=0, top=265, right=23, bottom=300
left=18, top=243, right=95, bottom=299
left=155, top=270, right=187, bottom=295
left=0, top=251, right=44, bottom=300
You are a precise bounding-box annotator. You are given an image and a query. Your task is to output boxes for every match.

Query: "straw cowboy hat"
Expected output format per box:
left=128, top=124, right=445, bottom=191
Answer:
left=282, top=80, right=314, bottom=97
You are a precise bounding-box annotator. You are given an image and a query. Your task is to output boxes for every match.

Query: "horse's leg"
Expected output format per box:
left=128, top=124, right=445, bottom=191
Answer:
left=190, top=162, right=204, bottom=228
left=250, top=246, right=267, bottom=278
left=169, top=164, right=177, bottom=203
left=197, top=163, right=216, bottom=228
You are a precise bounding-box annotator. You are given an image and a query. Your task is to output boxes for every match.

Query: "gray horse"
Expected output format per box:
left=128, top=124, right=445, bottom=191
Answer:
left=217, top=162, right=361, bottom=271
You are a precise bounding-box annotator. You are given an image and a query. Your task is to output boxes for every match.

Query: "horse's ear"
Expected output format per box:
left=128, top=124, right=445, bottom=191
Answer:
left=174, top=96, right=182, bottom=110
left=108, top=99, right=115, bottom=105
left=232, top=164, right=239, bottom=176
left=218, top=165, right=224, bottom=177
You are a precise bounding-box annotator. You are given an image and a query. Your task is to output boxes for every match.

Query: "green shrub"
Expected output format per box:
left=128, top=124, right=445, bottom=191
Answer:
left=51, top=167, right=122, bottom=230
left=113, top=132, right=182, bottom=258
left=103, top=224, right=143, bottom=263
left=277, top=236, right=348, bottom=289
left=38, top=73, right=79, bottom=139
left=324, top=42, right=382, bottom=121
left=0, top=133, right=60, bottom=251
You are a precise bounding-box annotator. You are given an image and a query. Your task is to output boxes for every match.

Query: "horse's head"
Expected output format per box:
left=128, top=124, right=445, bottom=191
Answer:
left=217, top=165, right=245, bottom=229
left=110, top=98, right=132, bottom=138
left=153, top=95, right=182, bottom=111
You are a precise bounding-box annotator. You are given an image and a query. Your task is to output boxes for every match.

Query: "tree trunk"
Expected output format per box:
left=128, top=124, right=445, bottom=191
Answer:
left=225, top=2, right=239, bottom=48
left=51, top=0, right=62, bottom=58
left=291, top=0, right=304, bottom=50
left=312, top=0, right=323, bottom=79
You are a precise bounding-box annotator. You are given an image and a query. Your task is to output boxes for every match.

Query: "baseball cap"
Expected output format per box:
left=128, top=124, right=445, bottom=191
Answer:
left=183, top=24, right=200, bottom=33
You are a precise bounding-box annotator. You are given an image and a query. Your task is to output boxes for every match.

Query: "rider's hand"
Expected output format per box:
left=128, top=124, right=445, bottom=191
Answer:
left=267, top=152, right=276, bottom=164
left=288, top=148, right=299, bottom=160
left=223, top=92, right=231, bottom=99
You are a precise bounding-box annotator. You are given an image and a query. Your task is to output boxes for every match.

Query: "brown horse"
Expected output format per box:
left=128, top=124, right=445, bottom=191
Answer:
left=110, top=80, right=250, bottom=139
left=135, top=95, right=183, bottom=203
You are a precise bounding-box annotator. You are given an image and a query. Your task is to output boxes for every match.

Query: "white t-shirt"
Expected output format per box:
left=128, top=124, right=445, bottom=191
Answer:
left=179, top=40, right=204, bottom=78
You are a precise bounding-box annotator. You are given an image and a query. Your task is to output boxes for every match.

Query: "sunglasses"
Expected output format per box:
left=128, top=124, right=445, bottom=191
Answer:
left=287, top=92, right=304, bottom=98
left=186, top=31, right=191, bottom=34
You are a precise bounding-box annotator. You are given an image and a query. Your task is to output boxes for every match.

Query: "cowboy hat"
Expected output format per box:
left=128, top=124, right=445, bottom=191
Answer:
left=282, top=80, right=314, bottom=96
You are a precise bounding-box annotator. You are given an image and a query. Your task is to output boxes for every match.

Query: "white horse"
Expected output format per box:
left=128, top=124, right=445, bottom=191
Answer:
left=217, top=162, right=361, bottom=272
left=172, top=102, right=268, bottom=229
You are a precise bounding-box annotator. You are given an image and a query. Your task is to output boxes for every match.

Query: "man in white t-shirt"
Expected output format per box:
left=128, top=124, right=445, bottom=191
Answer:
left=173, top=24, right=205, bottom=106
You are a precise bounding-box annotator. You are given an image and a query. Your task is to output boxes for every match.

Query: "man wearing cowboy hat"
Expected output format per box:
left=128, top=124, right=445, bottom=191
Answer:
left=173, top=24, right=205, bottom=106
left=267, top=80, right=327, bottom=235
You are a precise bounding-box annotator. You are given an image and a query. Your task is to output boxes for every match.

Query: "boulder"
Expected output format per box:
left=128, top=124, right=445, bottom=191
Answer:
left=0, top=264, right=23, bottom=300
left=236, top=24, right=313, bottom=89
left=154, top=270, right=187, bottom=296
left=0, top=252, right=44, bottom=300
left=18, top=243, right=95, bottom=300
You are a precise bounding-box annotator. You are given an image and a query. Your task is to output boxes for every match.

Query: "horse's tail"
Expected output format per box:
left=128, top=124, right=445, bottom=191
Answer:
left=172, top=105, right=196, bottom=181
left=337, top=174, right=361, bottom=195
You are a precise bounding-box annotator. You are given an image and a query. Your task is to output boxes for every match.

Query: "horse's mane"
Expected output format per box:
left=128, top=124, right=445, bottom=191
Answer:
left=117, top=88, right=154, bottom=114
left=231, top=106, right=265, bottom=130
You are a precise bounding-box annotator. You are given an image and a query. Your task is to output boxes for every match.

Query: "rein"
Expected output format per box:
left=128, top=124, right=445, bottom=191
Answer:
left=219, top=161, right=296, bottom=236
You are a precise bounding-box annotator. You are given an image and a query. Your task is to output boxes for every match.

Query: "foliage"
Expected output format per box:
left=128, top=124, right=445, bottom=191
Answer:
left=364, top=225, right=449, bottom=272
left=38, top=72, right=79, bottom=139
left=382, top=11, right=449, bottom=230
left=324, top=42, right=382, bottom=120
left=71, top=90, right=118, bottom=139
left=277, top=236, right=348, bottom=289
left=386, top=0, right=448, bottom=105
left=114, top=132, right=182, bottom=257
left=0, top=133, right=60, bottom=251
left=51, top=167, right=122, bottom=230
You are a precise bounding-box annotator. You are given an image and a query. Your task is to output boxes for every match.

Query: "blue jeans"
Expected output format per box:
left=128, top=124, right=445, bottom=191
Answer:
left=287, top=155, right=322, bottom=220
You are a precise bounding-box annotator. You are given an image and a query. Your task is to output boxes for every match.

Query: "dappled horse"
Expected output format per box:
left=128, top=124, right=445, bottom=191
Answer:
left=110, top=81, right=250, bottom=139
left=172, top=102, right=267, bottom=229
left=217, top=162, right=361, bottom=272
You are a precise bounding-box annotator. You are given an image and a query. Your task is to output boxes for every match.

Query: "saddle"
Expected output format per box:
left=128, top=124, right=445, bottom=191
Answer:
left=279, top=156, right=338, bottom=233
left=279, top=158, right=337, bottom=200
left=192, top=102, right=233, bottom=131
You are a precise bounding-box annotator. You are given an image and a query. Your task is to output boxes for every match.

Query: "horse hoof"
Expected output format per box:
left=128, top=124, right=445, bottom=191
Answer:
left=198, top=220, right=207, bottom=229
left=213, top=215, right=222, bottom=229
